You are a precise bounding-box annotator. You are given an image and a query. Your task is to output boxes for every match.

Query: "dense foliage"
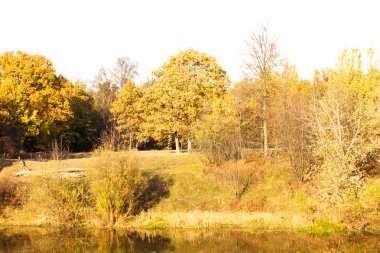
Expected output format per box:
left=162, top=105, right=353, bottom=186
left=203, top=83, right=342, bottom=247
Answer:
left=0, top=51, right=100, bottom=152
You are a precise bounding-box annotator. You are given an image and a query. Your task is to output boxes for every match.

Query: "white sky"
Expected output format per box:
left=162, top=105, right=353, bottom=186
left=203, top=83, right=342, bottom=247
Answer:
left=1, top=0, right=379, bottom=85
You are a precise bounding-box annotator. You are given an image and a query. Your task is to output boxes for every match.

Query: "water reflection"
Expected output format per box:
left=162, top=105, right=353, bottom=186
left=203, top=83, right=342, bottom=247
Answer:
left=0, top=228, right=175, bottom=252
left=97, top=230, right=175, bottom=253
left=0, top=227, right=379, bottom=252
left=0, top=230, right=31, bottom=252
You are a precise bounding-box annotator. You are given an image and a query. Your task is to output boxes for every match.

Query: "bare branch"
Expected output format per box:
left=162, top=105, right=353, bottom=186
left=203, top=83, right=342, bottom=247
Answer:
left=110, top=57, right=138, bottom=89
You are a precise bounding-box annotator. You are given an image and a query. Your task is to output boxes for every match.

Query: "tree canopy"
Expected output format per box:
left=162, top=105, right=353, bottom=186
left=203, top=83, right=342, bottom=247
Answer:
left=110, top=80, right=143, bottom=149
left=140, top=48, right=231, bottom=152
left=0, top=51, right=99, bottom=151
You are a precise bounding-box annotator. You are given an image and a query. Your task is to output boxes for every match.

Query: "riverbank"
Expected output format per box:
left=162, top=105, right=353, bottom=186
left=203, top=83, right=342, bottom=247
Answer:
left=0, top=150, right=379, bottom=233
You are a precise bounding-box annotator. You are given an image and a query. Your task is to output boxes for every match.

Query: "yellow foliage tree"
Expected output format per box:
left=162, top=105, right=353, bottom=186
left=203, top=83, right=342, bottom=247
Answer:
left=194, top=93, right=240, bottom=164
left=0, top=51, right=98, bottom=151
left=142, top=48, right=230, bottom=153
left=110, top=80, right=142, bottom=149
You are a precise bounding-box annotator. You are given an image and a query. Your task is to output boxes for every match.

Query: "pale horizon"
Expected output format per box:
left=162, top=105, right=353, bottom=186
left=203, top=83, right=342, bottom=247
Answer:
left=1, top=0, right=379, bottom=85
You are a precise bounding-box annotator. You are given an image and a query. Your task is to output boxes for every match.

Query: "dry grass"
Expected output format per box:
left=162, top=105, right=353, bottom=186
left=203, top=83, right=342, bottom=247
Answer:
left=126, top=210, right=310, bottom=229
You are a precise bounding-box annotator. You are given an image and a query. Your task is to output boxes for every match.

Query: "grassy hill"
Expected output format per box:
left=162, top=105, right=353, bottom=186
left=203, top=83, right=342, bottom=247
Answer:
left=0, top=150, right=379, bottom=231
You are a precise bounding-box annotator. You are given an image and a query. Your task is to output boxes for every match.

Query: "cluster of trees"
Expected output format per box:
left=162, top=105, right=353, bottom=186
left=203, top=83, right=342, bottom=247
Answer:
left=0, top=51, right=141, bottom=153
left=0, top=48, right=230, bottom=154
left=110, top=48, right=230, bottom=153
left=1, top=26, right=379, bottom=202
left=0, top=51, right=100, bottom=152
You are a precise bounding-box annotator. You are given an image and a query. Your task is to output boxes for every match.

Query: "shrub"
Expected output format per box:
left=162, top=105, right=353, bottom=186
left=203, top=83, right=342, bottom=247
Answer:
left=356, top=149, right=380, bottom=176
left=204, top=160, right=256, bottom=201
left=360, top=181, right=380, bottom=211
left=339, top=181, right=380, bottom=229
left=294, top=191, right=317, bottom=222
left=339, top=199, right=369, bottom=229
left=39, top=177, right=92, bottom=226
left=0, top=176, right=28, bottom=213
left=91, top=153, right=172, bottom=226
left=96, top=126, right=125, bottom=152
left=50, top=138, right=69, bottom=162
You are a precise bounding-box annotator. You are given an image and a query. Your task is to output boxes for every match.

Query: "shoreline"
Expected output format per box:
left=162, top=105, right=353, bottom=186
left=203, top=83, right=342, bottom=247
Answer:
left=1, top=210, right=379, bottom=235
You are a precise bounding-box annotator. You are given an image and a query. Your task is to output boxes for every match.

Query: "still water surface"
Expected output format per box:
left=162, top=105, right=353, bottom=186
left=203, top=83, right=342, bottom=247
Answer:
left=0, top=227, right=379, bottom=252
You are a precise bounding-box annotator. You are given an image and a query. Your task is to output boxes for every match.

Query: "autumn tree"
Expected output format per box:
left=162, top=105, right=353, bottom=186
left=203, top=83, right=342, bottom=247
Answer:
left=230, top=78, right=261, bottom=149
left=110, top=80, right=143, bottom=150
left=194, top=93, right=241, bottom=164
left=244, top=25, right=282, bottom=157
left=62, top=79, right=101, bottom=151
left=311, top=49, right=380, bottom=203
left=142, top=48, right=230, bottom=153
left=0, top=51, right=61, bottom=150
left=0, top=51, right=99, bottom=151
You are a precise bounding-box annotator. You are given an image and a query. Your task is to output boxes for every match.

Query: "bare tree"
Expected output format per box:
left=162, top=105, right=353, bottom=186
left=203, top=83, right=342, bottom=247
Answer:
left=93, top=66, right=109, bottom=85
left=92, top=67, right=118, bottom=126
left=110, top=57, right=138, bottom=89
left=244, top=24, right=282, bottom=157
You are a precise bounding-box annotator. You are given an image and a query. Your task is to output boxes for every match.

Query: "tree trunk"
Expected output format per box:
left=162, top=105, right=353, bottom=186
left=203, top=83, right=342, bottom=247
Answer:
left=263, top=85, right=268, bottom=158
left=167, top=135, right=172, bottom=149
left=108, top=206, right=114, bottom=226
left=187, top=138, right=192, bottom=154
left=263, top=119, right=268, bottom=157
left=129, top=133, right=133, bottom=150
left=175, top=132, right=180, bottom=154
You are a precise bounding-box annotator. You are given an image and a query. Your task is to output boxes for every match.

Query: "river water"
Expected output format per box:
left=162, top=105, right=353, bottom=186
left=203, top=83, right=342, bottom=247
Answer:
left=0, top=227, right=379, bottom=252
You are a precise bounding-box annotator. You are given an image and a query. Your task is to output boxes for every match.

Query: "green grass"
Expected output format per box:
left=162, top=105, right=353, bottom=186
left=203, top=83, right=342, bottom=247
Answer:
left=133, top=151, right=233, bottom=212
left=298, top=221, right=348, bottom=236
left=143, top=220, right=168, bottom=230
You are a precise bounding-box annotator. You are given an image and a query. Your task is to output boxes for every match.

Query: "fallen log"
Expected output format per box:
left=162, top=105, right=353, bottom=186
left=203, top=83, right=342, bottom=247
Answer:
left=15, top=167, right=85, bottom=178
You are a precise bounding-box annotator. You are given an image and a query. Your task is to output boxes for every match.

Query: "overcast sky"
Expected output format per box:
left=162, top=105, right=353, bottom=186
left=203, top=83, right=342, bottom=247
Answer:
left=1, top=0, right=379, bottom=85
